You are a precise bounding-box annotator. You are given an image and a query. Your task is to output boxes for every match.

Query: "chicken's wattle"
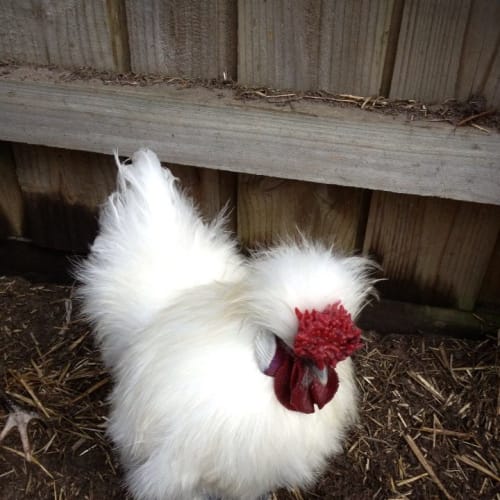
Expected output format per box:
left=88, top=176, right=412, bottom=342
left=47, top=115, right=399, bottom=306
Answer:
left=264, top=303, right=362, bottom=414
left=264, top=338, right=339, bottom=414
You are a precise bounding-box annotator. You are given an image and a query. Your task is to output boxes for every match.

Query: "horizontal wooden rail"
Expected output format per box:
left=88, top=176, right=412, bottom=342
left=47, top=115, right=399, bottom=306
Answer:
left=0, top=69, right=499, bottom=205
left=358, top=299, right=500, bottom=338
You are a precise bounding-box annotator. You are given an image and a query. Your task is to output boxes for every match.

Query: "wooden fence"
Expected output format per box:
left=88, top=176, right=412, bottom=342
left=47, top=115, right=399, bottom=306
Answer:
left=2, top=140, right=499, bottom=319
left=1, top=0, right=499, bottom=106
left=0, top=0, right=499, bottom=334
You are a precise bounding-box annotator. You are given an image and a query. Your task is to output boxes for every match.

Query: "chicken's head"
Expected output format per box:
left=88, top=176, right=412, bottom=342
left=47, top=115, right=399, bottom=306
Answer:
left=246, top=242, right=376, bottom=414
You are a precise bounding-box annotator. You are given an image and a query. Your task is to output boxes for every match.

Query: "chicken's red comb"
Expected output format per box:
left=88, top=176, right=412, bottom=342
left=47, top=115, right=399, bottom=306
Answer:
left=293, top=302, right=362, bottom=369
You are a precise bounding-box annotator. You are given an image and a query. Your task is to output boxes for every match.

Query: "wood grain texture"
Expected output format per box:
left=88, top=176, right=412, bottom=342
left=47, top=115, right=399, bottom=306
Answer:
left=237, top=174, right=369, bottom=252
left=12, top=144, right=117, bottom=252
left=363, top=192, right=500, bottom=310
left=238, top=0, right=394, bottom=94
left=0, top=0, right=126, bottom=70
left=455, top=0, right=500, bottom=108
left=390, top=0, right=471, bottom=102
left=126, top=0, right=237, bottom=79
left=106, top=0, right=131, bottom=72
left=169, top=164, right=237, bottom=232
left=358, top=299, right=500, bottom=337
left=478, top=235, right=500, bottom=308
left=0, top=73, right=499, bottom=206
left=0, top=142, right=23, bottom=237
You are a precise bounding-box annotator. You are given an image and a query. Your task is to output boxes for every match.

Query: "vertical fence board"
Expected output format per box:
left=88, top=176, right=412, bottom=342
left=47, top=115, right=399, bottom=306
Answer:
left=363, top=192, right=500, bottom=310
left=478, top=236, right=500, bottom=308
left=0, top=1, right=49, bottom=64
left=455, top=0, right=500, bottom=108
left=389, top=0, right=471, bottom=102
left=237, top=174, right=369, bottom=252
left=169, top=165, right=237, bottom=232
left=238, top=0, right=394, bottom=94
left=126, top=0, right=237, bottom=79
left=0, top=0, right=126, bottom=70
left=482, top=49, right=500, bottom=110
left=106, top=0, right=132, bottom=72
left=12, top=144, right=117, bottom=252
left=0, top=142, right=23, bottom=238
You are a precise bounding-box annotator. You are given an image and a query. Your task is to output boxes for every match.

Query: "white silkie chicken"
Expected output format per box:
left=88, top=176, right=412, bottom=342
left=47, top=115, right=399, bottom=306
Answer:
left=76, top=149, right=376, bottom=500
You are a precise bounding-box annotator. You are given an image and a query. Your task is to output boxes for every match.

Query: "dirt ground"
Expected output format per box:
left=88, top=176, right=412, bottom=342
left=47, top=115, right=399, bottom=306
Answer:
left=0, top=275, right=498, bottom=500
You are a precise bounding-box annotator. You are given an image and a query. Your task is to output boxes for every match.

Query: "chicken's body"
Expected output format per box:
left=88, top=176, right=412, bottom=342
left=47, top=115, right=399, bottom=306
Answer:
left=77, top=150, right=375, bottom=500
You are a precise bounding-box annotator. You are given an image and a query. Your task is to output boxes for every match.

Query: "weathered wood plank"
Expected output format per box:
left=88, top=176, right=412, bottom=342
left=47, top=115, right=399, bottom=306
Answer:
left=106, top=0, right=132, bottom=73
left=126, top=0, right=237, bottom=79
left=455, top=0, right=500, bottom=108
left=0, top=142, right=23, bottom=237
left=390, top=0, right=471, bottom=102
left=237, top=174, right=369, bottom=251
left=0, top=0, right=127, bottom=70
left=478, top=235, right=500, bottom=308
left=12, top=144, right=117, bottom=252
left=0, top=71, right=499, bottom=205
left=0, top=1, right=47, bottom=64
left=238, top=0, right=394, bottom=94
left=363, top=192, right=500, bottom=310
left=358, top=299, right=500, bottom=337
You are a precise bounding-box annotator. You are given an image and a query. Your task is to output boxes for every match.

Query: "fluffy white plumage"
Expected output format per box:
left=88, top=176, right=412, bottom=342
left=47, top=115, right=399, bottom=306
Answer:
left=76, top=149, right=376, bottom=500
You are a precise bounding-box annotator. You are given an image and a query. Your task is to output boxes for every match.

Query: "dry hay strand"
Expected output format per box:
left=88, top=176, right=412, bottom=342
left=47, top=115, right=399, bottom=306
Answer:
left=0, top=276, right=499, bottom=499
left=307, top=331, right=499, bottom=500
left=0, top=276, right=122, bottom=499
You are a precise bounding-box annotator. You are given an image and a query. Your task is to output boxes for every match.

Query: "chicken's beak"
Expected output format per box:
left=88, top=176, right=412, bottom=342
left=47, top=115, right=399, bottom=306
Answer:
left=311, top=365, right=328, bottom=386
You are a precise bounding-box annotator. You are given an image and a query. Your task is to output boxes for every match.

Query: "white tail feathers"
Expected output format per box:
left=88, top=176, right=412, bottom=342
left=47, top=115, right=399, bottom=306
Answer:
left=76, top=149, right=242, bottom=367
